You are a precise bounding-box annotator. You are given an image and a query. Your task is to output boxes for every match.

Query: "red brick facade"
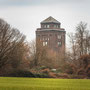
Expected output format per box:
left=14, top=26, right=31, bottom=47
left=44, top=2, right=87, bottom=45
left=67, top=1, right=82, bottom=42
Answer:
left=36, top=16, right=66, bottom=54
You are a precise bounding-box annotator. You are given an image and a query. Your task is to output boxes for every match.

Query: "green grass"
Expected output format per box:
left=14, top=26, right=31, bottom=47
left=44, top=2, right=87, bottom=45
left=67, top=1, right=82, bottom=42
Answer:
left=0, top=77, right=90, bottom=90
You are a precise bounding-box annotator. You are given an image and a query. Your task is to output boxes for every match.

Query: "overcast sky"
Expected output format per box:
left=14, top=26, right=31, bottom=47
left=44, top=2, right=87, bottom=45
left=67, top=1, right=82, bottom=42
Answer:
left=0, top=0, right=90, bottom=45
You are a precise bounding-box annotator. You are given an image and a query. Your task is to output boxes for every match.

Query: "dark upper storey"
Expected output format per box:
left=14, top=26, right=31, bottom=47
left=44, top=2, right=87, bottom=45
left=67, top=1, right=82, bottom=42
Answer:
left=37, top=16, right=65, bottom=31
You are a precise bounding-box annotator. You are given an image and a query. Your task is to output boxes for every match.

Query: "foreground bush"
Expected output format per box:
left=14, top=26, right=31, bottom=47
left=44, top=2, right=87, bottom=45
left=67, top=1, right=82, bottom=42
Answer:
left=7, top=70, right=35, bottom=77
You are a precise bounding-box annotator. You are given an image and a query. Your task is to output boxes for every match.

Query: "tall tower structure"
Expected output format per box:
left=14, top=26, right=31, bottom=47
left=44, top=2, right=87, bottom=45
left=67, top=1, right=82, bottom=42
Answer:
left=36, top=16, right=66, bottom=54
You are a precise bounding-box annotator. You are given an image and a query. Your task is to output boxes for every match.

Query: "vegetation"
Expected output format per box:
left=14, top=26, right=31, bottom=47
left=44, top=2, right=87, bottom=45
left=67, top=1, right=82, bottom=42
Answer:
left=0, top=18, right=90, bottom=79
left=0, top=77, right=90, bottom=90
left=0, top=19, right=30, bottom=76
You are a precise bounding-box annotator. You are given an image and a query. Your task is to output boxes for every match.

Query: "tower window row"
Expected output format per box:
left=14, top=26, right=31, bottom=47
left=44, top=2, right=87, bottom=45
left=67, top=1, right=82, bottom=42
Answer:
left=43, top=25, right=59, bottom=28
left=38, top=34, right=62, bottom=40
left=43, top=41, right=62, bottom=47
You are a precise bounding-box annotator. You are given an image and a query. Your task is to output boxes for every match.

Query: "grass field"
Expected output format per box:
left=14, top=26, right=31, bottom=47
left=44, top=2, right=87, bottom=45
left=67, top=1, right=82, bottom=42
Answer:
left=0, top=77, right=90, bottom=90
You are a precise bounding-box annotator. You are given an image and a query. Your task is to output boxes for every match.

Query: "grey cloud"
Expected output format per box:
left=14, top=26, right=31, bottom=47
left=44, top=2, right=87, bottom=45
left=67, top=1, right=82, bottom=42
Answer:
left=0, top=0, right=89, bottom=6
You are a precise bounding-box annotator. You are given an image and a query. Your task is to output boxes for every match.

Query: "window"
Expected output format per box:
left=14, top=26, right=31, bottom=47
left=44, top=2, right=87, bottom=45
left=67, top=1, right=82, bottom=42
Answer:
left=43, top=41, right=48, bottom=46
left=57, top=25, right=59, bottom=28
left=44, top=25, right=47, bottom=28
left=48, top=38, right=49, bottom=41
left=38, top=35, right=40, bottom=37
left=47, top=25, right=50, bottom=28
left=58, top=41, right=61, bottom=46
left=42, top=36, right=48, bottom=41
left=57, top=35, right=61, bottom=39
left=45, top=37, right=49, bottom=41
left=54, top=25, right=56, bottom=28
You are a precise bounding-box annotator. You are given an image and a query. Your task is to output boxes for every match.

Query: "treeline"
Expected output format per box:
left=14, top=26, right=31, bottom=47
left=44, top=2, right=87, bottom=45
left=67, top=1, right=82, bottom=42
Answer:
left=0, top=19, right=30, bottom=76
left=0, top=19, right=90, bottom=78
left=30, top=22, right=90, bottom=78
left=65, top=22, right=90, bottom=78
left=29, top=21, right=90, bottom=78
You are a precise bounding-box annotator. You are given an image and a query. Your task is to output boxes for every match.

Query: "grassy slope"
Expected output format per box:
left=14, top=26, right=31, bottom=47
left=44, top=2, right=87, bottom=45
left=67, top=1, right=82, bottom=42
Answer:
left=0, top=77, right=90, bottom=90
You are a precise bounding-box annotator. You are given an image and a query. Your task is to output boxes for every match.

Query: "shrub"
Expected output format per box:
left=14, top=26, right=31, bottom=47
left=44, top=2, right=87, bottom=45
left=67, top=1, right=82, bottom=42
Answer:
left=62, top=63, right=74, bottom=74
left=57, top=73, right=70, bottom=79
left=77, top=68, right=86, bottom=75
left=41, top=68, right=50, bottom=74
left=69, top=74, right=85, bottom=79
left=86, top=65, right=90, bottom=78
left=48, top=72, right=57, bottom=78
left=78, top=54, right=90, bottom=69
left=34, top=73, right=50, bottom=78
left=7, top=69, right=35, bottom=77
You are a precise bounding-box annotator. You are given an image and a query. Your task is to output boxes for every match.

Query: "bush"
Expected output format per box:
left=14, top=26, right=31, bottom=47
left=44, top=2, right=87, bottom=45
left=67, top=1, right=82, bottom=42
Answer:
left=34, top=73, right=50, bottom=78
left=78, top=54, right=90, bottom=69
left=69, top=74, right=85, bottom=79
left=41, top=68, right=50, bottom=74
left=57, top=73, right=70, bottom=79
left=86, top=65, right=90, bottom=78
left=48, top=72, right=57, bottom=78
left=77, top=68, right=86, bottom=76
left=62, top=63, right=74, bottom=74
left=7, top=69, right=35, bottom=77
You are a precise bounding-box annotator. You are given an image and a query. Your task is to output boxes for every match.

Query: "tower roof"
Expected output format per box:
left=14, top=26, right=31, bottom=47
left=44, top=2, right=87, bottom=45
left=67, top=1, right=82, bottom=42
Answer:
left=41, top=16, right=60, bottom=24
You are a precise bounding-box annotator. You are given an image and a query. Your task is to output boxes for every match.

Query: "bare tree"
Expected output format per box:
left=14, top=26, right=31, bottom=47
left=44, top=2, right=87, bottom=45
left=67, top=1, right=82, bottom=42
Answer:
left=0, top=19, right=26, bottom=69
left=68, top=33, right=78, bottom=60
left=68, top=22, right=90, bottom=59
left=75, top=21, right=90, bottom=56
left=29, top=39, right=48, bottom=67
left=29, top=39, right=66, bottom=68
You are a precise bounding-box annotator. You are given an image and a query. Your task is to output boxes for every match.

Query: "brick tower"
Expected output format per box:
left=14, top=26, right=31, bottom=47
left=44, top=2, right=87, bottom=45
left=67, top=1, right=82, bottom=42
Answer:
left=36, top=16, right=66, bottom=54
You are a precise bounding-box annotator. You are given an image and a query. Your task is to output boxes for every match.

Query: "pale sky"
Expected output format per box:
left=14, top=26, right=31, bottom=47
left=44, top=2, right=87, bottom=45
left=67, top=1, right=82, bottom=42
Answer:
left=0, top=0, right=90, bottom=45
